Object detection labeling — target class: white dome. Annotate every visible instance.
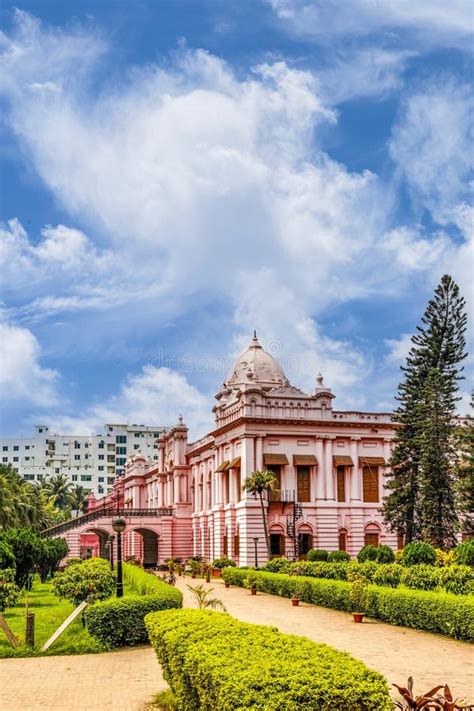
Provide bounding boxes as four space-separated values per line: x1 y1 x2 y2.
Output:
225 333 289 389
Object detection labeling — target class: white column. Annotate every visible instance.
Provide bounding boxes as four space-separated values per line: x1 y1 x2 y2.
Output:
382 438 392 499
325 437 335 500
255 436 263 471
350 438 361 501
315 438 325 499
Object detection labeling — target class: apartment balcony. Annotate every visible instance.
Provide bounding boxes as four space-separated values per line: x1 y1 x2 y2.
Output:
268 489 295 503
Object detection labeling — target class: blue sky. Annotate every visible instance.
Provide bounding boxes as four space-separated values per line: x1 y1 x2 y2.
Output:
0 0 472 439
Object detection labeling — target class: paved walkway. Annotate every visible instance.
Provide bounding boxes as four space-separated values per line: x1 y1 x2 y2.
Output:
1 577 472 710
177 577 473 701
0 645 163 711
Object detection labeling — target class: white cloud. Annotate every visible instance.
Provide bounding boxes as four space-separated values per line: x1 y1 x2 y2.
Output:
0 314 59 406
269 0 473 48
45 365 213 440
316 48 416 105
384 333 413 366
0 11 471 425
389 82 473 223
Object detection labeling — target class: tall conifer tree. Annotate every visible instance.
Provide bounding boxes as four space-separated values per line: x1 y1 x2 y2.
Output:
457 395 474 537
382 275 467 545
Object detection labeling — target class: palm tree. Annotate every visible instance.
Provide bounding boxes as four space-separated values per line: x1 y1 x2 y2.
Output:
68 485 88 514
42 473 73 510
242 470 278 560
186 583 227 610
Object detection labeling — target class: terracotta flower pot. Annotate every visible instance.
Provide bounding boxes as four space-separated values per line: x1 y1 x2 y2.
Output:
225 582 230 588
291 598 300 606
251 587 257 595
352 613 364 623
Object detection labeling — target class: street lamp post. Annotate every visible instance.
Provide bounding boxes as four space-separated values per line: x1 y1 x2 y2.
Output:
107 534 115 571
253 537 259 569
112 517 126 597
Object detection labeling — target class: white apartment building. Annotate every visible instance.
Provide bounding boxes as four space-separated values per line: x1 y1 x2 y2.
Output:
0 423 166 497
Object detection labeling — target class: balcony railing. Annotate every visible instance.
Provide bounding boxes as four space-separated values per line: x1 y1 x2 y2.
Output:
40 506 174 537
268 489 295 503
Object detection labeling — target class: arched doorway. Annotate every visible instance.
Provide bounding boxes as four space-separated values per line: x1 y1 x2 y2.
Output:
84 527 111 558
133 528 159 568
297 524 313 560
269 525 286 558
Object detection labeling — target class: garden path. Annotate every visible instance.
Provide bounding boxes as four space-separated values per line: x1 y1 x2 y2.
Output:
1 576 472 710
177 576 473 702
0 645 163 711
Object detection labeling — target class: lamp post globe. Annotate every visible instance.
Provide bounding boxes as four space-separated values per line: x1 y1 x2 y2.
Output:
112 517 126 597
112 517 126 533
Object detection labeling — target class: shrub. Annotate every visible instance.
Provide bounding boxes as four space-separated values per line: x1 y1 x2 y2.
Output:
375 545 395 564
402 542 436 566
145 609 392 710
0 528 42 589
439 565 474 596
328 550 350 562
346 562 379 582
0 568 20 612
211 556 236 570
357 545 378 562
350 575 368 613
52 557 115 605
400 564 440 591
123 563 172 595
0 540 16 570
65 557 82 567
435 548 454 567
372 564 403 588
290 561 349 580
221 568 474 641
262 558 291 574
453 540 474 567
37 538 69 582
87 587 182 647
307 549 328 561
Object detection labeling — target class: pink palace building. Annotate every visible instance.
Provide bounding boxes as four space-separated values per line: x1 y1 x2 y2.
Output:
44 334 400 566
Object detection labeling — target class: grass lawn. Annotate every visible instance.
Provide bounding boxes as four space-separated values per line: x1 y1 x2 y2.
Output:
0 577 107 657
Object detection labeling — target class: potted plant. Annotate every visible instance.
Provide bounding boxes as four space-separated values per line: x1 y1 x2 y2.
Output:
244 572 259 595
211 556 236 577
291 592 300 607
187 558 201 579
350 575 368 623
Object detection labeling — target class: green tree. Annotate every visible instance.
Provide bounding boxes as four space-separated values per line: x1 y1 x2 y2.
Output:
417 369 459 547
457 395 474 537
0 528 42 589
382 275 467 544
42 473 73 510
52 558 115 605
0 465 61 531
37 538 69 583
68 484 89 514
242 470 278 560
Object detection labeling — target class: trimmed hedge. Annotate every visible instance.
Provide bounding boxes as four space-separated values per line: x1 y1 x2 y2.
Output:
221 568 474 642
145 608 392 710
264 560 473 595
86 564 182 647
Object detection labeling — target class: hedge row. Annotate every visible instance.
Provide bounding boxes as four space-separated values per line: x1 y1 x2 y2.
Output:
221 568 474 642
86 564 182 647
145 608 392 710
261 560 474 595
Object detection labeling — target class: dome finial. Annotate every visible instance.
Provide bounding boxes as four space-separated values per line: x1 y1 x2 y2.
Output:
249 330 261 348
316 372 324 386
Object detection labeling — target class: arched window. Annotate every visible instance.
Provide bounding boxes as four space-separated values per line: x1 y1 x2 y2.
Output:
364 524 380 547
269 531 285 558
338 528 348 551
